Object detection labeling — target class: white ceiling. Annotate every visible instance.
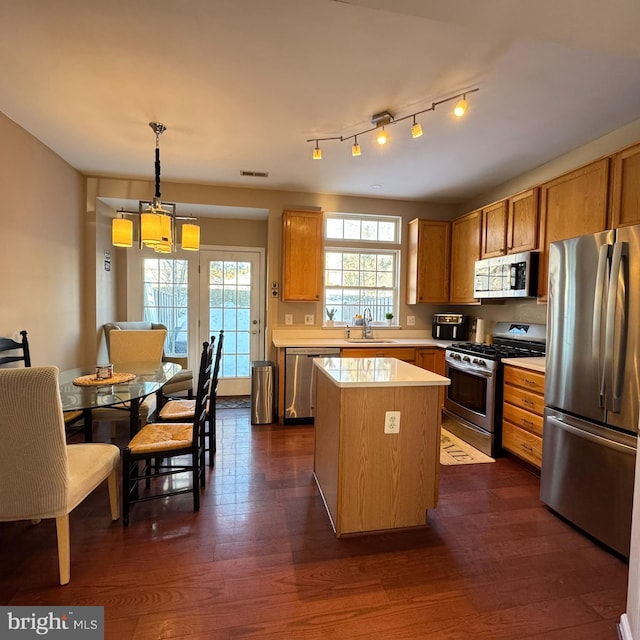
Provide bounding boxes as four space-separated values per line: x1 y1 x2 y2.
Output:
2 0 640 207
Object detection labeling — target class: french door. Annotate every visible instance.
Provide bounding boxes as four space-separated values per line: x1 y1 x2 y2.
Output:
199 249 264 396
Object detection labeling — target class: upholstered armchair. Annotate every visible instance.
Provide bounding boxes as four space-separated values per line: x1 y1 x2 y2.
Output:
103 322 193 398
0 366 120 584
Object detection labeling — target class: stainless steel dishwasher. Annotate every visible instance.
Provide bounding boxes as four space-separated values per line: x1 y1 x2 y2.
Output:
284 347 341 423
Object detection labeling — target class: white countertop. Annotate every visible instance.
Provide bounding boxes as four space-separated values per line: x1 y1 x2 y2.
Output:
501 356 546 373
313 357 451 388
272 336 454 349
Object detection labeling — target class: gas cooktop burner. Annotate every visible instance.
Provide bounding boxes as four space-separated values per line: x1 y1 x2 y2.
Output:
447 342 544 360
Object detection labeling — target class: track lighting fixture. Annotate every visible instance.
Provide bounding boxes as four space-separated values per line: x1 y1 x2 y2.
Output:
111 122 200 252
306 87 478 158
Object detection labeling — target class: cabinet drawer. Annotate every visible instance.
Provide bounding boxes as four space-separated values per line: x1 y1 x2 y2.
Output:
503 366 545 394
503 402 543 436
341 348 416 362
502 422 542 468
503 384 545 415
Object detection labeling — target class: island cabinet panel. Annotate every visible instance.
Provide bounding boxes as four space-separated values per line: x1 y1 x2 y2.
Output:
537 159 609 300
281 209 323 301
406 219 451 304
314 371 442 536
502 365 545 468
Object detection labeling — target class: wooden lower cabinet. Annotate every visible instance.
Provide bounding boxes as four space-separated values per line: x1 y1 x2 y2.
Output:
340 347 416 363
502 365 545 468
416 347 446 408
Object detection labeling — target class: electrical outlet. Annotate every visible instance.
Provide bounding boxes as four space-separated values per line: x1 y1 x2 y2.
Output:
304 314 314 325
406 315 415 326
285 314 293 325
384 411 401 434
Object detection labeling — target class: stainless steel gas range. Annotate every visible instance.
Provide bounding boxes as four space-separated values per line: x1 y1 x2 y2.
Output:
443 322 546 457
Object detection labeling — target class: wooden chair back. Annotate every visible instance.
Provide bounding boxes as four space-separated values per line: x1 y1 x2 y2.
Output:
0 330 30 368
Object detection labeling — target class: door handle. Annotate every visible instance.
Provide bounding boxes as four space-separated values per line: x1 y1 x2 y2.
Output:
593 243 610 408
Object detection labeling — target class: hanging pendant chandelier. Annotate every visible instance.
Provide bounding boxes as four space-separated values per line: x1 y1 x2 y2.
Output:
111 122 200 252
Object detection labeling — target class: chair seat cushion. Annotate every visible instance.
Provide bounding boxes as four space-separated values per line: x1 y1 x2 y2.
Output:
66 443 120 513
128 422 193 454
63 410 83 423
158 399 196 420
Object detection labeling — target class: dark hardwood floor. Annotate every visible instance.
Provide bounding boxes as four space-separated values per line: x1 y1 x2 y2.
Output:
0 409 628 639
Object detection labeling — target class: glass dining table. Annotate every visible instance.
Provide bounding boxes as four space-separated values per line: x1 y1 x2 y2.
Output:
58 361 181 441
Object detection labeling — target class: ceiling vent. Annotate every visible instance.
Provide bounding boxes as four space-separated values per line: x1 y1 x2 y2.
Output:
240 170 269 178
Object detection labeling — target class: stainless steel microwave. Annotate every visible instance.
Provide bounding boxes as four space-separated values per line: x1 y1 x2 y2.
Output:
473 251 539 299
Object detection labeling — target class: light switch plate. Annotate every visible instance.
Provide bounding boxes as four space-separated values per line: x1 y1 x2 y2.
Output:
406 315 415 326
304 314 314 325
285 314 293 325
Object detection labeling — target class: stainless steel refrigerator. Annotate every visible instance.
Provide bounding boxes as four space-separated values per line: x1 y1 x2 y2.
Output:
541 226 639 557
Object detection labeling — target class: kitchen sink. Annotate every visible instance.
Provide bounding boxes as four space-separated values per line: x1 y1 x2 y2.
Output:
344 339 397 343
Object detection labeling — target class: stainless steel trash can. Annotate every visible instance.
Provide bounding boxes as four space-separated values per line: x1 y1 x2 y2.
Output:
251 360 275 425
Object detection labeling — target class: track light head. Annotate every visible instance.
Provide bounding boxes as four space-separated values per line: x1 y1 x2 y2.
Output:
411 116 423 139
454 96 468 117
312 140 322 160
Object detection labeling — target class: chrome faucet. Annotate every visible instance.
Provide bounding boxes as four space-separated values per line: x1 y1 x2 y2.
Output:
362 307 373 339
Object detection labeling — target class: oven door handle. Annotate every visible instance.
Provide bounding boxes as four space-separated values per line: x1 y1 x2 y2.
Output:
446 361 493 378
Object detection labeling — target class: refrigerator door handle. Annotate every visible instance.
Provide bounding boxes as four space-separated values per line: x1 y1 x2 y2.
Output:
547 415 636 455
593 243 610 407
604 241 628 413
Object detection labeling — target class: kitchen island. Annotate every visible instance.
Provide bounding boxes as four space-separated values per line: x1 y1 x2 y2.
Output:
313 356 450 536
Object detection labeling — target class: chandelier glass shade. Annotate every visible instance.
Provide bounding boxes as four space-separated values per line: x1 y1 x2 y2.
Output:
112 217 133 247
112 122 200 252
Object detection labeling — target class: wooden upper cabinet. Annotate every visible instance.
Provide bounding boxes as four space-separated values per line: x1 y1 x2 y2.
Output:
537 158 609 300
281 209 323 301
480 200 508 258
406 219 451 304
449 209 481 304
481 191 539 258
507 188 539 253
610 142 640 229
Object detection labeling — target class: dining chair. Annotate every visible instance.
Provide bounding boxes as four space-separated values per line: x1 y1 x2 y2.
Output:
155 330 223 467
91 329 167 430
103 322 193 398
122 337 214 526
0 329 31 366
0 329 87 439
0 366 120 585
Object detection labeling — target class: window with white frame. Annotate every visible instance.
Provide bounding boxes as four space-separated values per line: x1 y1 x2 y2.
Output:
142 258 189 357
323 213 401 324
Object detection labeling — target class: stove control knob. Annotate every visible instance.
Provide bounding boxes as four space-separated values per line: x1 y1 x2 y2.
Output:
462 355 471 363
474 358 487 368
451 353 461 361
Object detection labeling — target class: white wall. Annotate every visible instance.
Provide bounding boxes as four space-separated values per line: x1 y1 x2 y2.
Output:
0 112 85 368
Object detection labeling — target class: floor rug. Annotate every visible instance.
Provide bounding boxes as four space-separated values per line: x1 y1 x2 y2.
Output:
217 396 251 409
440 428 495 465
